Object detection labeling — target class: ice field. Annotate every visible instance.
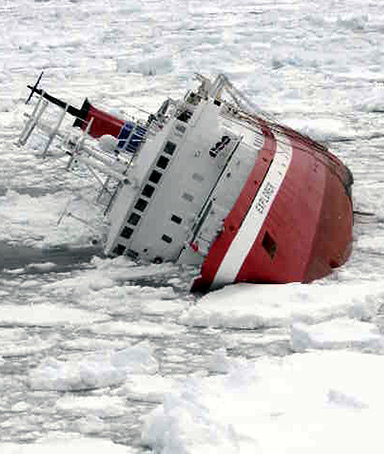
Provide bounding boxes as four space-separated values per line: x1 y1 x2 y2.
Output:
1 0 384 452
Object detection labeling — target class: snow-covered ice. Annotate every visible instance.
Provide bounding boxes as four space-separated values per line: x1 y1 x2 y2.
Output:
180 282 384 329
142 351 384 454
1 0 384 452
291 318 384 353
116 375 181 404
0 303 110 326
88 320 186 338
56 395 128 418
29 341 159 391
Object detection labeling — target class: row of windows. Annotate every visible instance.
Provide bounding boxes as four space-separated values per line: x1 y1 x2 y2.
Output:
113 140 180 256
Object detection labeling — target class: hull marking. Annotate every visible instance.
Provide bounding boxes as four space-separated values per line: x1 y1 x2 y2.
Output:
212 133 293 288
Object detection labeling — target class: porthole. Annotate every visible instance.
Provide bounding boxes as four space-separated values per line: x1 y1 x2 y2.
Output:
161 234 173 244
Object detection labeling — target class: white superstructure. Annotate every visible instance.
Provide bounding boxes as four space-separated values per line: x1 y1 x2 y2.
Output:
105 79 265 265
17 74 266 266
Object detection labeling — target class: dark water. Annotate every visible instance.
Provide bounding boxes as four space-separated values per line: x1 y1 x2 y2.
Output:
0 241 102 272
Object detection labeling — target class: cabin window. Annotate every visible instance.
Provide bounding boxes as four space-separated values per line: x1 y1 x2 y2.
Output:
163 141 176 155
161 234 173 244
171 214 182 225
156 155 170 170
262 231 277 260
134 198 148 212
142 184 155 198
182 192 194 202
149 169 162 184
113 244 126 255
121 226 134 240
128 212 141 226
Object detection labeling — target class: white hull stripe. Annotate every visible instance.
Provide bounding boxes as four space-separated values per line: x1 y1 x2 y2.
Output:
211 132 293 288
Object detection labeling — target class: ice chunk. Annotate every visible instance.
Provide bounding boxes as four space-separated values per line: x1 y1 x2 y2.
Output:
89 320 185 338
29 341 159 391
56 395 128 417
291 318 384 352
0 337 55 357
141 299 189 316
0 304 110 327
116 375 180 404
180 282 384 329
61 337 130 352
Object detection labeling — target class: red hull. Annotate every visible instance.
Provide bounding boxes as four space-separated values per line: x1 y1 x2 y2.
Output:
193 122 353 291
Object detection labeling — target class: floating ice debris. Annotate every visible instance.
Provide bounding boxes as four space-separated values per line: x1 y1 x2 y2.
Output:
0 304 110 327
56 395 128 418
116 374 181 404
291 318 384 353
88 320 186 338
29 340 159 391
180 282 384 329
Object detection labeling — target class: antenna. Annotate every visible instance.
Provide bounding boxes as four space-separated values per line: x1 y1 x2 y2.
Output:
26 71 44 104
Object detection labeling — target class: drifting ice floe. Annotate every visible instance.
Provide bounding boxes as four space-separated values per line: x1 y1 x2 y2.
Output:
180 282 384 329
29 341 159 391
116 375 181 404
56 395 128 418
88 320 186 338
291 318 384 353
0 303 109 327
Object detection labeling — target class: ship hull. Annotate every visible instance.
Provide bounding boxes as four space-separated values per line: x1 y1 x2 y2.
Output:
192 122 353 291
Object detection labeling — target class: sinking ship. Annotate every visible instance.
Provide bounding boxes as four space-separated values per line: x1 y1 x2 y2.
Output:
18 73 353 291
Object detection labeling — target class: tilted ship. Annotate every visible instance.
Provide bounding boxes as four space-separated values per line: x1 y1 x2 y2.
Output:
17 73 353 291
